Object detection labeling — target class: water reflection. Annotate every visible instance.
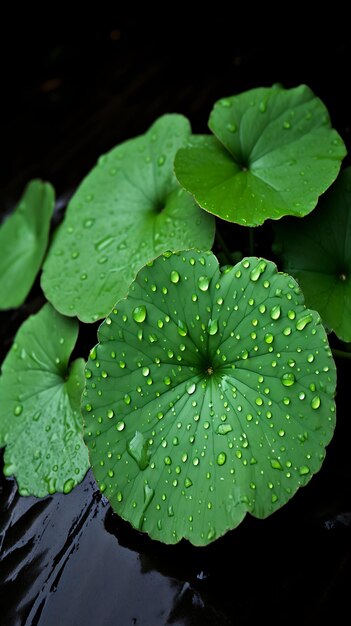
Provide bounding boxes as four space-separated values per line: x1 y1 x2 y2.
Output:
1 357 351 625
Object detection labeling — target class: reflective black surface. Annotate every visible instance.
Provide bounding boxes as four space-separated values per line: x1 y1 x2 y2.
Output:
1 19 351 626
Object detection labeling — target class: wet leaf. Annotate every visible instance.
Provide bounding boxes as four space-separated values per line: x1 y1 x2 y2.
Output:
83 251 336 546
174 85 345 226
274 167 351 342
41 115 215 322
0 304 89 496
0 180 55 308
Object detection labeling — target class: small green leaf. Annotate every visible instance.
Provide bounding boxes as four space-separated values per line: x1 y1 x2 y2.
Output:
41 115 215 322
0 304 89 496
0 180 55 308
274 167 351 342
174 85 345 226
83 251 336 546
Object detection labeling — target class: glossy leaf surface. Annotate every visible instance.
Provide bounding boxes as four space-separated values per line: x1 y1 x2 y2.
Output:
0 304 89 496
274 167 351 341
0 180 55 308
83 251 336 545
174 86 345 226
41 115 215 322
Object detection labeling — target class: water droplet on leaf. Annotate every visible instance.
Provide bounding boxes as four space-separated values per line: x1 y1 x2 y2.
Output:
311 395 321 409
63 478 75 494
217 452 227 466
208 319 218 335
170 270 180 284
198 276 210 291
296 314 313 331
250 260 267 281
133 306 147 323
281 373 296 387
127 431 150 470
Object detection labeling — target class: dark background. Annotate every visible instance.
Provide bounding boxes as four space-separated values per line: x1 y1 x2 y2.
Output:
1 17 351 626
2 18 351 209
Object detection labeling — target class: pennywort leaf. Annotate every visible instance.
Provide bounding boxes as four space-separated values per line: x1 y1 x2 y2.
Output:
83 251 336 546
41 115 215 323
174 85 346 226
274 167 351 342
0 304 89 496
0 180 55 308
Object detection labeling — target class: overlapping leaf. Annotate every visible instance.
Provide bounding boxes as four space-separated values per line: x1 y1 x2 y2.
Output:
174 85 345 226
0 304 89 496
274 167 351 342
41 115 215 322
83 251 336 546
0 180 55 308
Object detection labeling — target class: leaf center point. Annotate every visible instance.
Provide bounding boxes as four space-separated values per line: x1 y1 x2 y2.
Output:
153 199 165 214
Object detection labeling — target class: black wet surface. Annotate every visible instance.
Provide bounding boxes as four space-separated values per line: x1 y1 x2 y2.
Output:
1 19 351 626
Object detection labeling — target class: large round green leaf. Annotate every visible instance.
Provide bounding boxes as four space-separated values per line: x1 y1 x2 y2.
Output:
274 167 351 342
174 85 346 226
83 251 336 546
0 304 89 496
0 180 55 308
41 115 215 323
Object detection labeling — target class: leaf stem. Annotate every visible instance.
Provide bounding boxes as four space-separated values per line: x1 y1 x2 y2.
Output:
331 348 351 361
215 230 233 265
249 228 255 256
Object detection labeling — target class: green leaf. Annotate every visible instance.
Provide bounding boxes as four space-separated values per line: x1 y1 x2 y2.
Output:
0 303 89 496
273 167 351 342
41 115 215 323
0 180 55 308
83 251 336 546
174 85 346 226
